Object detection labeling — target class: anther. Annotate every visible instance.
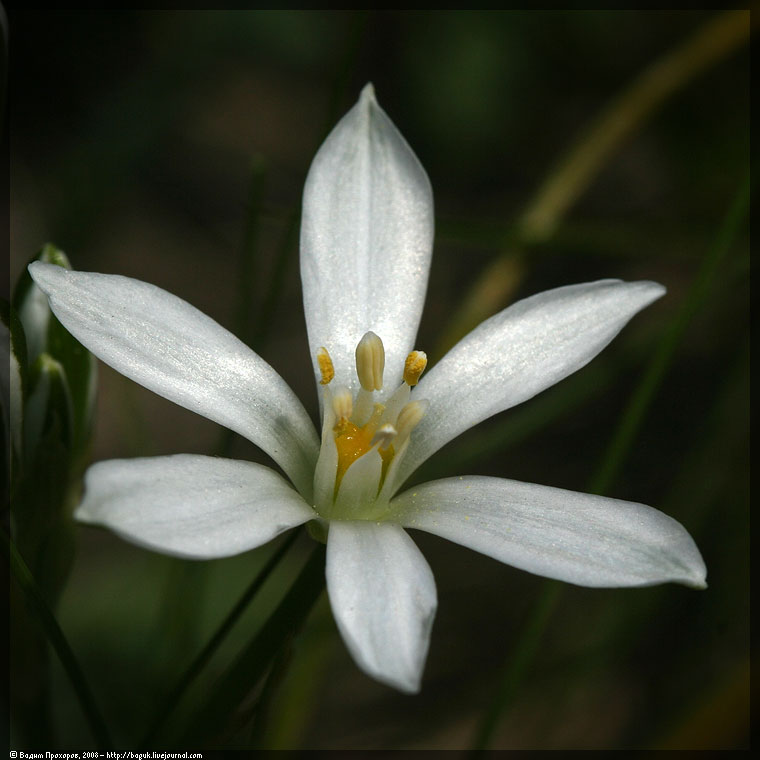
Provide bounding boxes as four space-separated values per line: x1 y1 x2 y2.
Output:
403 351 427 386
371 423 397 450
317 347 334 385
396 400 428 441
355 331 385 391
331 386 353 421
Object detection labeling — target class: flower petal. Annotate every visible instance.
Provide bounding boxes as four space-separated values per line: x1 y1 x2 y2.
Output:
28 262 319 497
326 520 437 692
300 84 434 396
400 279 665 483
313 389 339 509
76 455 316 559
391 476 706 588
333 448 383 518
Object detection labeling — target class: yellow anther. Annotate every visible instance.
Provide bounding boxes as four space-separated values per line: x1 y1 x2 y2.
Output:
331 386 353 421
317 347 334 385
396 400 428 440
371 423 397 451
355 331 385 391
403 350 427 386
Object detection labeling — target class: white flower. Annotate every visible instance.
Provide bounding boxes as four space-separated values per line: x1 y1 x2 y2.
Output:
29 84 706 694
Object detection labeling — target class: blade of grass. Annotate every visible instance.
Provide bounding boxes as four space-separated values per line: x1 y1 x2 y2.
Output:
520 11 750 243
247 636 295 747
518 337 748 748
250 208 299 354
153 560 208 681
589 174 749 495
5 531 113 750
470 580 561 753
470 174 749 751
140 529 300 748
237 156 270 349
441 10 750 353
177 542 326 748
253 598 335 750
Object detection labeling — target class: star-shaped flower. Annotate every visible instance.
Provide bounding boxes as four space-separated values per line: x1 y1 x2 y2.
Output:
29 84 705 693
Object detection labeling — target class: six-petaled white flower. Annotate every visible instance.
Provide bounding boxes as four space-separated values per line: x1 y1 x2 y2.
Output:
29 84 706 693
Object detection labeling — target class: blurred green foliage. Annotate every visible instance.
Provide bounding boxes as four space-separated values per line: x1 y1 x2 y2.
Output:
8 10 749 751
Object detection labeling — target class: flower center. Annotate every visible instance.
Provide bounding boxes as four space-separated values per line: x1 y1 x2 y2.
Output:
334 415 388 479
312 332 427 521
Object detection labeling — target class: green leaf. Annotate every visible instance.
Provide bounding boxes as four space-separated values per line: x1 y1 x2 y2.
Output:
178 544 326 748
6 531 114 750
141 530 301 748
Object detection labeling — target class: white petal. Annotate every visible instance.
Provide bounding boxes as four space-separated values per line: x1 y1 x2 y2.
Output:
76 455 316 559
326 520 437 692
313 389 339 509
301 84 434 396
378 438 411 504
29 262 319 497
391 476 706 588
400 280 665 483
333 447 383 518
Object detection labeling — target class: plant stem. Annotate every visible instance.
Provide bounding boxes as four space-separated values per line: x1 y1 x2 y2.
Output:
140 530 300 747
237 156 269 349
251 209 299 354
5 531 113 750
589 174 749 495
470 581 561 753
441 10 750 353
177 542 326 748
469 172 749 751
520 11 750 243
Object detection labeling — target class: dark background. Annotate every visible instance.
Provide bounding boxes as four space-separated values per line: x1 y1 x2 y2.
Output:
9 10 749 750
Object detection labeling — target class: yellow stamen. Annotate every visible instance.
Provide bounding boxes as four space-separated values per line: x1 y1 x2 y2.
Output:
404 350 427 386
317 347 334 385
331 387 353 421
396 400 428 440
355 331 385 391
324 332 429 504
